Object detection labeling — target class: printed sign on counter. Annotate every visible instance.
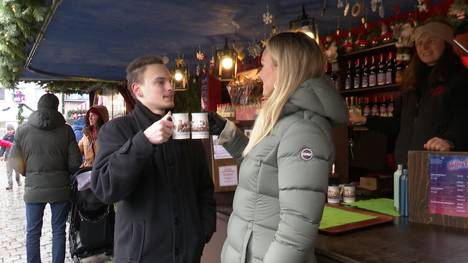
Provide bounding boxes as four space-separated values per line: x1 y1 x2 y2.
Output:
219 165 238 187
429 154 468 218
212 135 233 160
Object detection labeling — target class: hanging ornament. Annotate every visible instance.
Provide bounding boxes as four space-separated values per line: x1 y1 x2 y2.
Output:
162 55 169 64
378 1 385 18
344 0 350 16
196 46 205 61
417 0 428 13
196 64 200 76
247 41 262 58
321 0 328 16
371 0 379 12
262 4 273 25
336 17 340 36
337 0 344 9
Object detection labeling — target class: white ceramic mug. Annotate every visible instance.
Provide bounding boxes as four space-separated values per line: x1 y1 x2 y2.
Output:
343 185 356 203
172 113 190 139
327 185 341 204
191 112 209 139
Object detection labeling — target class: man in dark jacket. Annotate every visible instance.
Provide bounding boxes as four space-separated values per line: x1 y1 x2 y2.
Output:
9 93 82 263
91 55 216 263
1 124 21 190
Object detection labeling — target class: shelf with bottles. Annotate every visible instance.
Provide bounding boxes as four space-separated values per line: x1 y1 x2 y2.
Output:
340 41 396 58
341 50 409 92
341 83 399 95
346 94 396 122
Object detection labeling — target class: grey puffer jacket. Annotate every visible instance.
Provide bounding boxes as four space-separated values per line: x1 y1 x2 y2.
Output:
9 104 81 203
220 77 347 263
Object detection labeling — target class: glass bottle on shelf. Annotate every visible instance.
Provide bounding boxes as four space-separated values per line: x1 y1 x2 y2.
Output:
345 60 353 90
363 97 370 117
379 96 387 117
371 96 379 116
395 60 407 84
385 51 396 85
387 95 394 117
369 55 377 87
377 53 386 86
353 58 361 89
361 57 369 88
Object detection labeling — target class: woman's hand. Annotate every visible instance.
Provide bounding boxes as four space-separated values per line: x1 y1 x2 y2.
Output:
424 137 453 151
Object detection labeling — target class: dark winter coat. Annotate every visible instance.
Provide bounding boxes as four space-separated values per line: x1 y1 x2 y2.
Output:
9 98 82 203
91 101 216 263
367 68 468 164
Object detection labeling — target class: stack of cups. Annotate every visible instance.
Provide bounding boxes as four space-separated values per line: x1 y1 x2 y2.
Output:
172 112 209 140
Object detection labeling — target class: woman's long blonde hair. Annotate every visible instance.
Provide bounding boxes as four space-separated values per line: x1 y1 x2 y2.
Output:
243 32 325 156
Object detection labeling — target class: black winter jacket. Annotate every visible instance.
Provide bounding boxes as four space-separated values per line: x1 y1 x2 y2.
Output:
367 68 468 164
91 102 216 263
9 108 81 202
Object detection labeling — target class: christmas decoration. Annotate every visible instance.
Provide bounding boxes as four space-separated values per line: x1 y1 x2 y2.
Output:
447 0 468 34
0 0 47 87
262 4 273 25
417 0 428 13
196 46 205 61
248 41 262 58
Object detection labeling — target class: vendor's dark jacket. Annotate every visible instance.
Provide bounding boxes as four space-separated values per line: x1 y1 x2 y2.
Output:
91 102 216 263
367 67 468 164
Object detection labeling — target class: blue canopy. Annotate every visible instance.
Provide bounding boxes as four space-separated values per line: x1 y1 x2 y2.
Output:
22 0 423 81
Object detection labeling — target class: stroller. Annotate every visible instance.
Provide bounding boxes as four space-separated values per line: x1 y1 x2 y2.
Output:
69 167 114 263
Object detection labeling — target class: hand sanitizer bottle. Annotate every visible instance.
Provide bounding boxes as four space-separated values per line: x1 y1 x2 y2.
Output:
393 164 403 211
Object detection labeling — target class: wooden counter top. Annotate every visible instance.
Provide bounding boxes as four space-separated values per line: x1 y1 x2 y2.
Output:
315 217 468 263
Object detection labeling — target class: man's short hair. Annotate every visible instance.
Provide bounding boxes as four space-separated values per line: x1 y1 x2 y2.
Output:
126 55 164 88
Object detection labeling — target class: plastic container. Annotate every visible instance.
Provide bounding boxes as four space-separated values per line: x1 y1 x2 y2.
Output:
393 164 403 211
399 168 408 217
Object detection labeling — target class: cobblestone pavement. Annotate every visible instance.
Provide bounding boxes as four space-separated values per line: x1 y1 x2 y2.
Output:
0 162 73 263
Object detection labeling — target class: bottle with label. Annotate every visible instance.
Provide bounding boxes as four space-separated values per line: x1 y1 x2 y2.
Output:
385 51 395 84
363 97 370 117
399 168 409 217
377 53 386 86
387 95 394 117
353 58 361 89
393 164 403 211
379 96 387 117
371 97 379 116
369 55 377 87
361 57 369 88
395 60 407 84
345 60 353 90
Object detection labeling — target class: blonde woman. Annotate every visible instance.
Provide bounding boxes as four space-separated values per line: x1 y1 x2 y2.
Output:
208 32 347 263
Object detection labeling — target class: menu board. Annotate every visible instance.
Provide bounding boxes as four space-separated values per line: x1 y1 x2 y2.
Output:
429 154 468 218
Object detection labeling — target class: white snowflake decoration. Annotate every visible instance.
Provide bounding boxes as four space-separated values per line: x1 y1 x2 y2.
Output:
262 5 273 25
248 41 262 58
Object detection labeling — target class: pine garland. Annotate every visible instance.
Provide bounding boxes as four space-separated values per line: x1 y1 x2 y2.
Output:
0 0 47 88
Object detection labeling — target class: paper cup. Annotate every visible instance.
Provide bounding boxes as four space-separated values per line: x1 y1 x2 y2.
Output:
327 185 341 204
172 113 190 139
191 113 209 139
343 185 356 203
